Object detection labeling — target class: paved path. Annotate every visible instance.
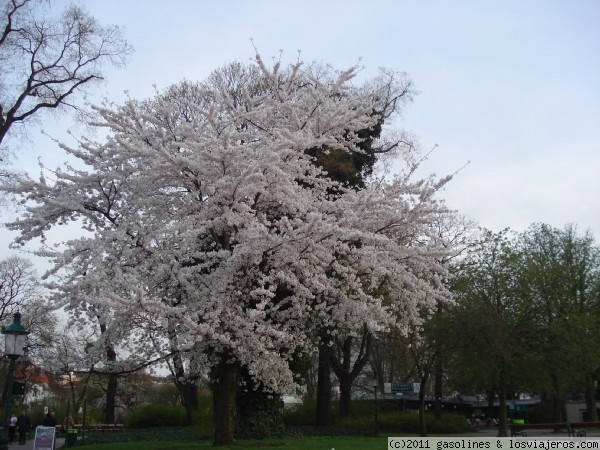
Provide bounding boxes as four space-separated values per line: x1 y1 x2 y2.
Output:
7 436 65 450
6 427 600 448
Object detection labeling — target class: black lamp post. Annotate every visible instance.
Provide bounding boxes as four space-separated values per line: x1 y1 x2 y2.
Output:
0 312 29 450
372 372 379 436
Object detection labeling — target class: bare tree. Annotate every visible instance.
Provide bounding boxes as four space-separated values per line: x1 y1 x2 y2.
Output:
0 255 40 321
0 0 131 163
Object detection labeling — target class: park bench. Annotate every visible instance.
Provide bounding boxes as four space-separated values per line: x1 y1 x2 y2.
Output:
85 424 124 431
73 423 124 432
511 422 566 437
566 422 600 436
565 422 586 437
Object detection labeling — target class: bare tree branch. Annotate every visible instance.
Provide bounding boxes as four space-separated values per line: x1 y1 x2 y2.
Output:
0 0 131 150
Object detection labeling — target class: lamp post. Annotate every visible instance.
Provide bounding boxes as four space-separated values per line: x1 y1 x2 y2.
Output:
0 312 29 450
372 372 379 436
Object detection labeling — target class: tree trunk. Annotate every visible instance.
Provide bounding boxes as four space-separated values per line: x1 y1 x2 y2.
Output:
335 335 353 418
434 357 443 421
104 343 118 424
584 377 599 422
552 394 565 423
418 373 429 436
99 322 118 424
105 372 118 424
180 381 199 425
212 352 240 447
486 390 495 421
316 341 333 426
338 374 352 418
304 359 318 401
169 318 199 424
551 373 565 422
498 385 508 437
433 302 445 422
332 331 372 419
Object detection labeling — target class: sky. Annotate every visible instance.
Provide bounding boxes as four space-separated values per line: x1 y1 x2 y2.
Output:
2 0 600 266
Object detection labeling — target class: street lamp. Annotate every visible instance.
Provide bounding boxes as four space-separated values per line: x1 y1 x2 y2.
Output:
1 312 29 450
371 372 379 436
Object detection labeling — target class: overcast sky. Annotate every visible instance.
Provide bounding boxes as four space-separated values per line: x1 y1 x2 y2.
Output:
3 0 600 264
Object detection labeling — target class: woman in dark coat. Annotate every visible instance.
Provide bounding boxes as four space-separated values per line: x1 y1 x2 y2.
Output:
16 410 31 445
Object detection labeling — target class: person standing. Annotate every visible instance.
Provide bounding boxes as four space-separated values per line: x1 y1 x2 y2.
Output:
62 414 75 431
42 410 58 447
8 413 17 443
16 410 31 445
43 411 57 427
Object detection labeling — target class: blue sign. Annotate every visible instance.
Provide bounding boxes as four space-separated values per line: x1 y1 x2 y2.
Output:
391 382 419 393
34 426 56 450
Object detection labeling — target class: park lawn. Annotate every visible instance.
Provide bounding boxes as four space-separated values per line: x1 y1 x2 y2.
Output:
75 435 390 450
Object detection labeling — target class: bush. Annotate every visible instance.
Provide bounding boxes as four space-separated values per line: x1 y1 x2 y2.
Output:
283 399 470 435
126 404 187 428
81 427 210 446
283 399 343 426
428 413 471 434
338 411 469 434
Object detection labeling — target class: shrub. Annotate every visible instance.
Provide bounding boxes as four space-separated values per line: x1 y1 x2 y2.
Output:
337 411 469 434
126 404 187 428
282 399 320 426
282 399 469 435
282 399 345 426
428 413 471 434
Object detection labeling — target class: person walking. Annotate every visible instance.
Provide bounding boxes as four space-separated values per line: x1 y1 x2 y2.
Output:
8 413 17 443
16 410 31 445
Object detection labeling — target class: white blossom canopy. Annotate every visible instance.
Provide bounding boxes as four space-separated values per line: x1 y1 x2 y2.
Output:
2 54 453 392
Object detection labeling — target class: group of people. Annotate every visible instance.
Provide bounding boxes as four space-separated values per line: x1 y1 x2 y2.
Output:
7 410 32 445
7 409 65 445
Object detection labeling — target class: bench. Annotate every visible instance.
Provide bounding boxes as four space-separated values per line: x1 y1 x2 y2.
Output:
72 423 124 432
511 422 562 437
511 422 600 437
565 422 586 437
89 424 124 431
567 422 600 435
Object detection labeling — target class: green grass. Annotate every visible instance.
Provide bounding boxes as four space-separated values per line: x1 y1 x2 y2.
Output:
71 435 389 450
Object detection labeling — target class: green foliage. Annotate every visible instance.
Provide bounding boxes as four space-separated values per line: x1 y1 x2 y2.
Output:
282 399 469 434
447 224 600 423
195 393 214 425
429 413 472 434
235 368 286 438
72 434 391 450
236 406 285 439
126 404 188 428
283 399 331 426
527 402 556 424
123 396 213 433
145 381 181 405
22 395 106 430
337 411 469 434
81 426 211 446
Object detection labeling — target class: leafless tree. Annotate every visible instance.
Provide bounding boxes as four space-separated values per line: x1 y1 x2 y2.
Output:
0 0 131 166
0 255 41 321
